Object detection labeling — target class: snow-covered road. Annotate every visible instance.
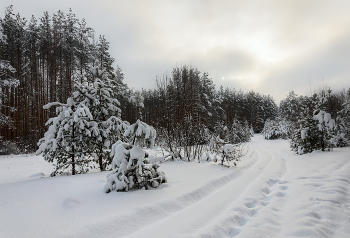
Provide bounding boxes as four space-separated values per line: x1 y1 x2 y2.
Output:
1 135 349 238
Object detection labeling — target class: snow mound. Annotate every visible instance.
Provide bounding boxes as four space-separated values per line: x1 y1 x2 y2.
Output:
29 172 46 179
148 157 165 163
61 197 83 210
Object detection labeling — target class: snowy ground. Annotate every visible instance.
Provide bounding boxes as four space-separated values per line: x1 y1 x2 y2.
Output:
1 135 350 238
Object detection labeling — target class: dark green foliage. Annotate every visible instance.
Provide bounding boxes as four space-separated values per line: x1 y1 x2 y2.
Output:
290 115 323 154
290 109 336 155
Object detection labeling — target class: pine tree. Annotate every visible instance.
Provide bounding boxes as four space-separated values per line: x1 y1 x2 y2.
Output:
36 97 94 176
0 59 18 127
74 66 126 171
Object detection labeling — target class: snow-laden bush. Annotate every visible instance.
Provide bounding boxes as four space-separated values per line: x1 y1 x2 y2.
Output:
214 119 252 144
330 132 348 147
262 117 293 140
209 136 247 167
0 137 22 155
104 120 166 192
212 143 247 167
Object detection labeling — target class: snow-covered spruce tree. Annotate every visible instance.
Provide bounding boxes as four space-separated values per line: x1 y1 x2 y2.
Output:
290 114 321 154
214 121 229 142
249 125 255 137
75 66 127 171
262 119 279 140
104 120 166 192
262 117 293 140
333 114 349 147
290 110 336 155
129 90 144 119
37 98 95 176
335 93 350 146
224 119 252 144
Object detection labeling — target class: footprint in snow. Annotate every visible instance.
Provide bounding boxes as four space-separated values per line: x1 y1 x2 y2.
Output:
305 183 323 188
244 198 258 208
29 172 46 178
268 179 280 186
276 192 286 198
62 197 83 210
279 185 289 190
228 227 241 237
279 180 289 184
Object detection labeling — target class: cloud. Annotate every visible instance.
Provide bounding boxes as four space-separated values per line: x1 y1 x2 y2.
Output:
260 30 350 102
2 0 350 103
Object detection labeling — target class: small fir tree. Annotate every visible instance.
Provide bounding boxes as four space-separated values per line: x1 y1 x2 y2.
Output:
37 98 95 176
290 110 336 155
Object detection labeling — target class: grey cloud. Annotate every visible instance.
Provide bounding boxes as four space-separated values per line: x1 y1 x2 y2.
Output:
260 31 350 103
2 0 350 104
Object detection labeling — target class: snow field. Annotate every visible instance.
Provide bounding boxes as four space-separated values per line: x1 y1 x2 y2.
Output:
1 135 350 238
0 148 258 238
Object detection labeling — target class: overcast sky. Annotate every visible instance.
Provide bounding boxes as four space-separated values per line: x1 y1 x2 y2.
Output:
1 0 350 103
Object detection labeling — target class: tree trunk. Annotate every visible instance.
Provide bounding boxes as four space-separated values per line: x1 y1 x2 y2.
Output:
72 122 76 175
99 155 104 172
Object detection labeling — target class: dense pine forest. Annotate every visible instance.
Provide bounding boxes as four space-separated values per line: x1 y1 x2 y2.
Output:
1 6 349 159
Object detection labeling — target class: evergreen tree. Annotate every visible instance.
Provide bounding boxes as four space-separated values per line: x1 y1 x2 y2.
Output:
36 97 95 176
290 113 321 154
290 96 337 154
0 59 18 127
74 66 126 171
262 117 292 140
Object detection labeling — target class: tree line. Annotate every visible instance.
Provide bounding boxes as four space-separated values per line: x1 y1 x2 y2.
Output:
1 7 278 154
0 6 132 152
263 88 350 153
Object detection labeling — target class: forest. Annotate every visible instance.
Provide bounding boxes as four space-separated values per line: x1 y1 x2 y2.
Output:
1 6 349 163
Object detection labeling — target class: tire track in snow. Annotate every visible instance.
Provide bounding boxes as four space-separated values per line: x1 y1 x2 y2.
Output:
65 150 260 238
229 147 289 238
193 146 289 238
261 141 350 237
279 152 350 238
126 144 288 238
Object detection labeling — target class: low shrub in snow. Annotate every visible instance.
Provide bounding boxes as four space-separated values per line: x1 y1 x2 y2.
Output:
104 120 166 192
0 137 32 155
104 141 166 192
210 136 248 166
